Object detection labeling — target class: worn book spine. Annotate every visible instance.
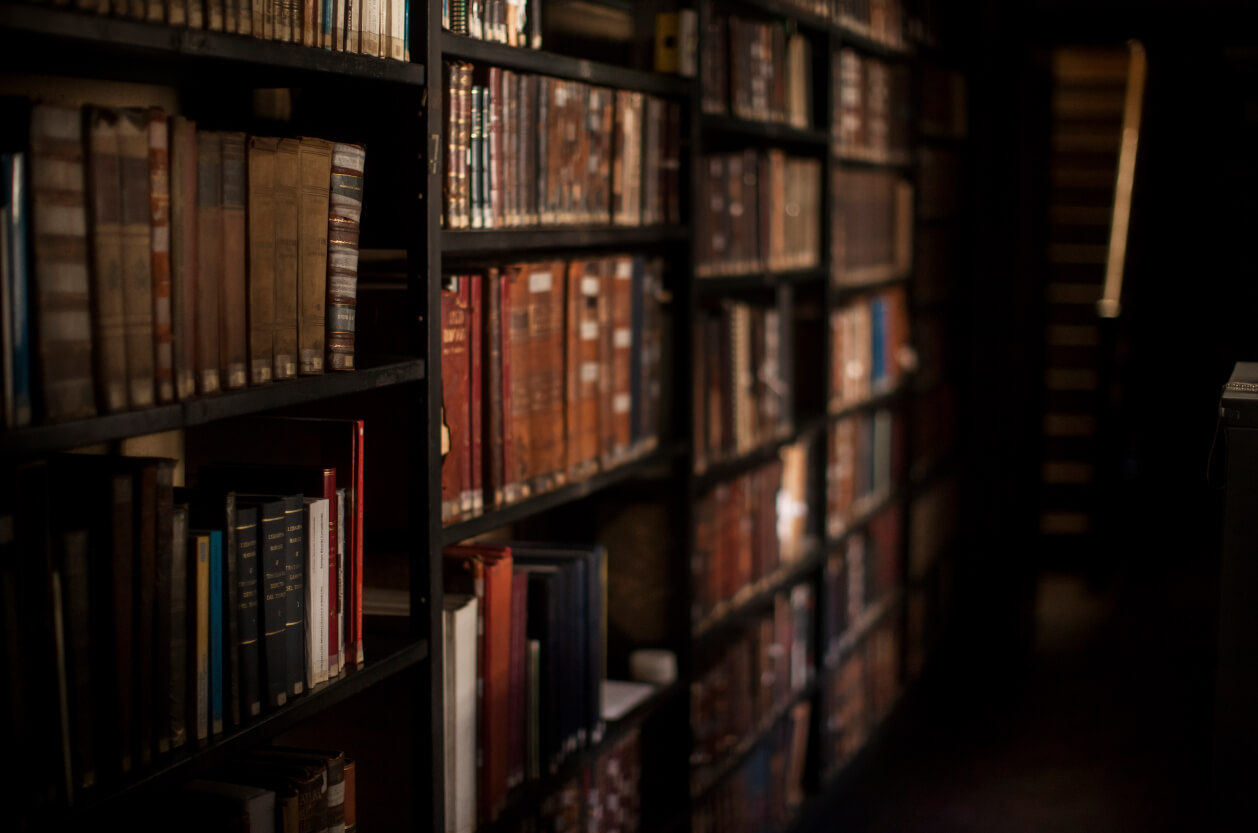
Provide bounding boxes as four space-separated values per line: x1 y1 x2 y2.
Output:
326 143 364 372
469 273 483 514
488 67 502 228
207 0 226 30
219 132 248 390
500 268 518 502
2 154 31 429
145 110 174 405
233 506 262 718
256 500 289 708
153 460 175 755
597 259 615 467
246 137 277 385
440 276 469 522
188 0 204 28
505 266 532 498
506 571 527 788
485 267 504 508
459 277 474 515
169 504 188 750
221 492 241 728
169 116 197 400
297 138 332 375
282 494 305 698
208 528 224 736
576 261 601 476
304 498 330 688
195 131 222 395
470 85 483 229
564 261 581 480
610 256 633 460
274 138 301 380
85 107 129 413
189 530 209 742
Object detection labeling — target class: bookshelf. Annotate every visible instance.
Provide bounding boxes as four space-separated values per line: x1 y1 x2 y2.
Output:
0 1 967 832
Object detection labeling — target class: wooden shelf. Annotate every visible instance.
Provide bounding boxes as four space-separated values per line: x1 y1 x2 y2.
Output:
700 114 828 148
441 225 691 258
73 639 428 815
826 486 905 546
693 545 825 654
828 380 913 423
1 357 425 458
440 33 692 97
695 267 826 296
823 590 903 672
693 415 827 493
832 149 916 169
0 5 425 86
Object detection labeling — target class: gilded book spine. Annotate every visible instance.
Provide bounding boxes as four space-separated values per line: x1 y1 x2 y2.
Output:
148 109 174 404
326 143 364 372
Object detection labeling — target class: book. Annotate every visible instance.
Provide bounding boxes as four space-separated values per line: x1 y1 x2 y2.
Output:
219 131 249 390
441 275 470 522
234 506 263 719
326 143 364 372
147 108 174 405
188 528 210 742
443 594 478 833
195 130 222 395
84 106 128 414
304 497 330 688
297 138 332 376
1 152 32 429
238 496 289 710
169 115 198 401
274 137 301 381
247 137 278 385
117 109 156 409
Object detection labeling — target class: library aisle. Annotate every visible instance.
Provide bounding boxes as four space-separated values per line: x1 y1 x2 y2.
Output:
819 566 1217 833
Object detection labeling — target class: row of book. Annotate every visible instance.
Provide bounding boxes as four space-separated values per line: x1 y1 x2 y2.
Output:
827 407 904 536
441 540 607 828
828 285 911 411
0 103 364 430
439 256 663 524
3 421 366 816
444 0 541 48
692 442 817 628
823 505 901 667
833 48 912 163
821 619 899 778
170 746 358 833
691 587 815 785
696 151 822 277
700 8 814 128
832 168 913 286
51 0 411 60
693 297 793 471
920 62 969 139
442 63 682 230
691 703 811 833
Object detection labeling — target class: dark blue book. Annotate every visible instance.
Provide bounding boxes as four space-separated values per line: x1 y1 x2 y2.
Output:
206 528 224 737
1 152 31 429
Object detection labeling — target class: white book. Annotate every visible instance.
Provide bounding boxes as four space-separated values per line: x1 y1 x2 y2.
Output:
305 497 330 688
443 594 478 833
390 0 406 60
363 0 380 56
184 780 277 833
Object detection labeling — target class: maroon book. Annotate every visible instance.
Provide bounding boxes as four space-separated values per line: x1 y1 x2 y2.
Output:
441 276 470 522
469 273 484 515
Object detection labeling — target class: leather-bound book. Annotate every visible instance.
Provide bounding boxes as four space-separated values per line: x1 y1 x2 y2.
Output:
343 757 357 832
469 273 484 514
169 504 188 751
597 257 615 468
187 528 210 742
146 109 174 404
247 137 278 385
524 261 563 492
236 496 288 709
274 138 300 381
609 256 633 462
563 260 581 480
506 571 527 788
498 268 519 503
219 131 248 390
187 0 204 28
326 142 365 372
470 85 483 229
297 138 332 376
440 275 469 522
484 268 505 508
54 521 94 796
233 506 262 719
302 0 316 45
117 109 156 409
279 494 305 698
84 107 129 413
576 260 602 478
206 0 226 31
589 87 613 223
502 266 530 498
169 116 198 401
487 68 502 228
151 460 175 756
207 528 225 736
195 130 222 395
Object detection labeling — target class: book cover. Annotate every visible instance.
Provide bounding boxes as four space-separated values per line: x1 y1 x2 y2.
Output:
169 115 198 401
274 137 301 381
297 138 332 376
238 496 288 709
326 142 365 372
235 505 263 719
469 272 483 514
117 109 156 409
440 275 470 522
219 131 249 390
195 130 223 395
247 137 278 385
147 108 174 405
84 106 129 413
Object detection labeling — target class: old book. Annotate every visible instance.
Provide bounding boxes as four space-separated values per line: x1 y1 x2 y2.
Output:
219 132 248 390
195 131 222 395
169 504 188 750
274 138 300 380
146 109 174 405
296 138 332 376
169 116 197 401
304 497 330 688
484 267 505 508
247 137 278 385
596 257 614 468
443 594 478 833
440 275 470 523
525 261 564 492
469 273 483 514
499 268 519 502
326 143 364 372
118 110 156 408
187 528 210 742
506 571 527 788
362 0 380 55
574 260 602 478
237 496 288 709
234 505 263 719
1 153 31 430
84 107 129 413
278 494 305 699
609 256 633 461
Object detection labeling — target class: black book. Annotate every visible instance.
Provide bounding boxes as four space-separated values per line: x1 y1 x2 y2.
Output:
131 459 159 768
153 461 175 756
169 504 189 750
236 496 290 709
54 521 93 798
234 506 262 719
237 492 304 700
516 565 559 773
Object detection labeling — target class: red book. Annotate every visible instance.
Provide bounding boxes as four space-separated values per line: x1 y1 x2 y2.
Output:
507 571 528 788
441 276 470 522
469 274 484 515
610 255 634 462
445 544 513 824
504 265 532 499
459 275 474 517
564 260 582 482
500 267 518 502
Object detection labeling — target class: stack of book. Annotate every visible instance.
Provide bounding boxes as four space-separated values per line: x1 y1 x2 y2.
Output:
826 407 903 534
693 297 794 471
691 702 811 833
441 540 609 828
0 103 365 430
831 168 913 286
439 256 664 524
690 587 814 784
832 48 912 163
43 0 411 60
173 746 357 833
696 151 822 277
442 64 682 229
699 8 814 128
823 504 901 662
1 421 365 812
828 285 910 410
443 0 542 48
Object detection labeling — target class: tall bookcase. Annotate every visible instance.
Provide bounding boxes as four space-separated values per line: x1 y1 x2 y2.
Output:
0 1 966 831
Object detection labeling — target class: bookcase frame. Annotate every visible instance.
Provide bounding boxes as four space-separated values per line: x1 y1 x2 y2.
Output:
0 1 966 831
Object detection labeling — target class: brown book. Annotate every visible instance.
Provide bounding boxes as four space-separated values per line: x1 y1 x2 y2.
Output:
247 137 278 385
297 138 332 375
326 142 365 372
459 276 474 515
597 257 615 468
206 0 226 31
504 264 532 499
564 260 581 480
219 132 248 390
443 62 456 228
273 138 300 380
84 107 130 413
440 276 470 522
484 267 506 509
459 64 474 229
118 109 156 409
609 255 633 462
525 261 564 492
469 273 483 514
571 260 602 478
145 109 174 406
487 67 503 228
195 130 222 395
169 116 197 401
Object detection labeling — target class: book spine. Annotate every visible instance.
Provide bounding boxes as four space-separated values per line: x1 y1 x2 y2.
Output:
577 262 601 475
153 461 175 754
488 67 502 228
611 257 632 460
297 138 332 375
169 505 188 749
189 0 204 28
259 502 289 708
58 527 94 794
191 532 209 741
274 138 301 380
480 83 492 228
2 154 32 428
283 495 305 698
169 116 197 401
500 269 518 501
470 273 483 514
485 268 504 508
236 506 262 718
195 130 222 395
85 107 129 413
222 492 241 728
148 110 174 404
219 132 249 390
305 499 329 688
564 262 580 480
326 143 364 372
440 277 469 522
352 419 365 665
470 85 483 229
459 277 474 514
335 486 347 675
209 529 224 736
247 137 277 385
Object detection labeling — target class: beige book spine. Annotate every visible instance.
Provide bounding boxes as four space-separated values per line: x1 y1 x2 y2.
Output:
296 138 332 375
247 137 278 385
273 138 300 380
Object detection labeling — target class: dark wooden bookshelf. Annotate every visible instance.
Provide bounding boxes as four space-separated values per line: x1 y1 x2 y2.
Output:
440 33 692 97
828 379 914 423
0 358 425 458
441 225 691 258
694 266 827 296
693 415 828 494
832 272 913 299
700 114 829 149
832 150 917 170
0 4 426 86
